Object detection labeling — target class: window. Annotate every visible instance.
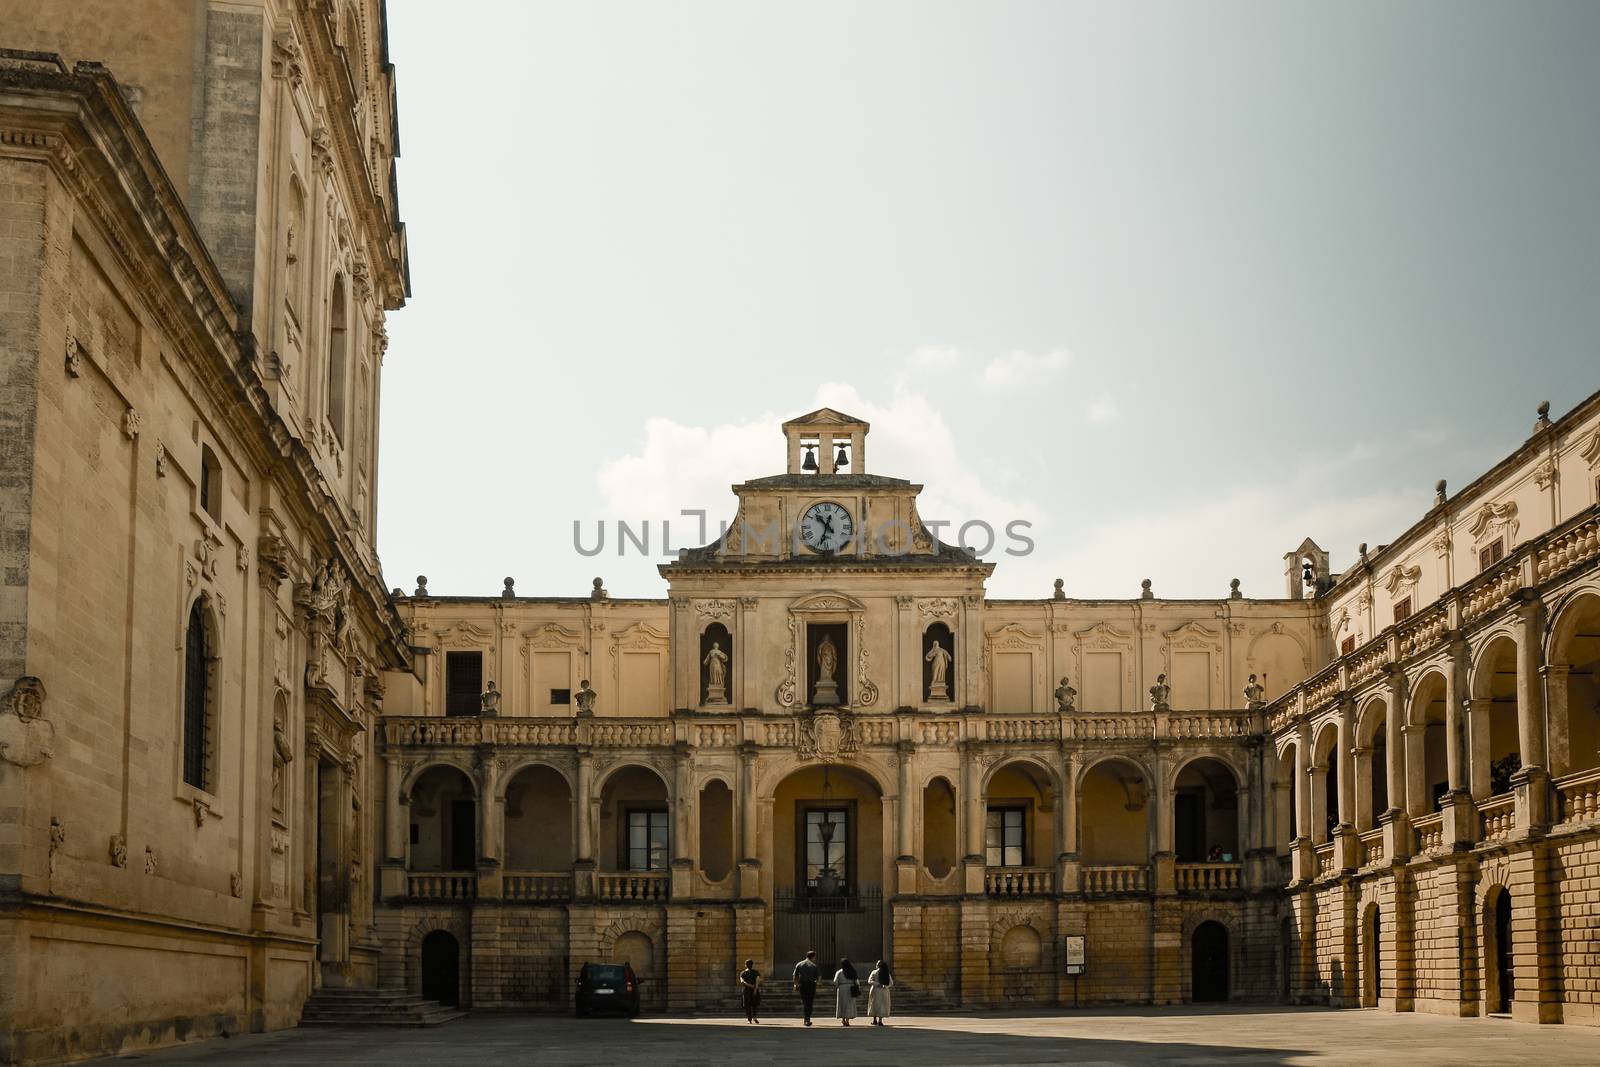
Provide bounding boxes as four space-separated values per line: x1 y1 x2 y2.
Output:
549 688 571 705
986 806 1026 867
182 599 214 790
199 445 222 522
327 276 348 443
1479 539 1505 573
444 651 483 717
802 807 850 894
1340 635 1357 656
626 809 669 871
1392 596 1412 624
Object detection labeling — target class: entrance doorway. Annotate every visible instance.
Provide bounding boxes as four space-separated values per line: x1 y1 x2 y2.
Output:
1492 889 1514 1014
1192 921 1229 1002
1361 905 1382 1006
421 930 460 1007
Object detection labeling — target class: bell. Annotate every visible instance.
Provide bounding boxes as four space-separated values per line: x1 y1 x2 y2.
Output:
835 445 849 470
801 446 818 472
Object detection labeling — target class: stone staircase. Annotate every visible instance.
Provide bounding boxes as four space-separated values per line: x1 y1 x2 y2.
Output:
299 988 466 1028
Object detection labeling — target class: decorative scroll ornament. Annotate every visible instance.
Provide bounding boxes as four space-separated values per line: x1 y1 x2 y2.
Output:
1382 564 1421 597
775 614 798 708
854 615 879 708
1467 501 1519 546
797 707 858 763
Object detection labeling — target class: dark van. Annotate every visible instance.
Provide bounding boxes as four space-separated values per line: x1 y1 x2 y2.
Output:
575 962 641 1017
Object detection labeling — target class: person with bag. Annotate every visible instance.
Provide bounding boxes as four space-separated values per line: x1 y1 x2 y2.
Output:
738 959 763 1024
867 959 892 1026
832 957 859 1026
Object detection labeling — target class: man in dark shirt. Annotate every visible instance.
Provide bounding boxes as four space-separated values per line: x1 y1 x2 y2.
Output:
792 949 820 1025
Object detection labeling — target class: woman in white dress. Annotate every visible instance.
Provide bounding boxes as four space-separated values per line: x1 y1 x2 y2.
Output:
832 958 859 1026
867 959 892 1025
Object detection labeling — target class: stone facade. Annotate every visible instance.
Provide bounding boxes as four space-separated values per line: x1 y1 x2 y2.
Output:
374 400 1600 1027
0 1 407 1062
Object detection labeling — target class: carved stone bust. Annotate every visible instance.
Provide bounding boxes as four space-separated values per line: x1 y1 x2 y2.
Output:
1054 676 1077 713
574 679 597 716
1149 673 1171 711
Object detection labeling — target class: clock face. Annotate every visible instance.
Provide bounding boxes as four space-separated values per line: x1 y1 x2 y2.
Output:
800 501 854 552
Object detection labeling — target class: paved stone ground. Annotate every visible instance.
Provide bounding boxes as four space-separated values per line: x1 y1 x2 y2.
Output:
107 1006 1600 1066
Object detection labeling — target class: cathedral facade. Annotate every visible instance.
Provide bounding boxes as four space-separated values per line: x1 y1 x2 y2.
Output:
0 2 407 1062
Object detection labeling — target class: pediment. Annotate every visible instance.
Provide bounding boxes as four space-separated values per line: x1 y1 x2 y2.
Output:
524 623 583 649
790 591 868 613
782 407 867 429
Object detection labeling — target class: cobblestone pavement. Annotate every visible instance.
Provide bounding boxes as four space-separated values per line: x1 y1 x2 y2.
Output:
108 1006 1600 1066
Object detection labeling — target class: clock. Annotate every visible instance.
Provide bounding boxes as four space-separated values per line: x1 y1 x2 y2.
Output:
799 501 854 553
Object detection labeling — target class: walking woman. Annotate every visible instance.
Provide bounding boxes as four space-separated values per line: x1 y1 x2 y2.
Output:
833 957 859 1026
867 959 892 1026
737 958 762 1024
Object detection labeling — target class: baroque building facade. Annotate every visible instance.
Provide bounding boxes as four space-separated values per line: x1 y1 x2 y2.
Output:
376 400 1600 1022
0 1 407 1063
0 4 1599 1065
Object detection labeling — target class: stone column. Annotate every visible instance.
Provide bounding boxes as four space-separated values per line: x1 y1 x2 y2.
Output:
574 747 595 899
960 739 986 894
736 743 760 899
1513 596 1550 830
894 740 918 895
1150 745 1174 894
1543 664 1572 777
1291 723 1314 881
670 743 695 898
476 750 502 899
1059 748 1080 893
1444 638 1468 792
1380 670 1412 860
1466 697 1493 801
380 753 407 899
1403 723 1429 817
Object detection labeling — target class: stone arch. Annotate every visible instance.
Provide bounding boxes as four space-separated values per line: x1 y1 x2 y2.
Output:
400 758 479 799
1171 756 1241 863
1407 669 1451 815
1181 911 1240 1003
982 753 1062 796
1074 752 1153 792
1359 898 1382 1007
1077 755 1150 866
599 916 665 1010
1545 588 1600 776
495 756 573 801
1480 879 1516 1015
179 590 223 793
1168 750 1245 793
1470 632 1521 797
406 764 480 871
1353 696 1389 830
503 762 574 871
989 912 1052 1004
404 914 471 1005
1311 718 1342 842
756 755 894 800
922 774 959 879
594 759 673 801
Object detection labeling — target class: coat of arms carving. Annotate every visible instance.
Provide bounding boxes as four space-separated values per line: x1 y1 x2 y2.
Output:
797 707 858 763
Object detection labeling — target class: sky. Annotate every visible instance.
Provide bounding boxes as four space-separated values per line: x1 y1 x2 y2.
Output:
375 1 1600 601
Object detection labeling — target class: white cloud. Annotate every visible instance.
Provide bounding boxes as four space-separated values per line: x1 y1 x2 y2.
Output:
1086 393 1121 424
906 345 963 371
981 348 1071 389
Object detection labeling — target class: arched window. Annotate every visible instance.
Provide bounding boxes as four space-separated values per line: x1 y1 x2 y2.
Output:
327 276 348 443
182 599 216 790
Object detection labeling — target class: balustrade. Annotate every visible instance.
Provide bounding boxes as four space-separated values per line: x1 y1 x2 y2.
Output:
1081 865 1149 896
503 872 573 903
597 872 669 902
1556 768 1600 825
1358 828 1386 868
1313 842 1335 878
1412 811 1445 854
407 871 477 901
1478 794 1515 843
1175 862 1241 892
984 866 1055 897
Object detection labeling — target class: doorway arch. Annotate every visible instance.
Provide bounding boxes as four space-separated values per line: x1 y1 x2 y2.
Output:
421 930 460 1007
1361 903 1381 1007
1191 920 1229 1002
1487 886 1514 1015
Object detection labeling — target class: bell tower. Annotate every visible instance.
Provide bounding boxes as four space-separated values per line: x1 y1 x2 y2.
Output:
783 408 868 475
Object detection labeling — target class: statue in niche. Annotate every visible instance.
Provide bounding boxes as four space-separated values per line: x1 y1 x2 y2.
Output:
813 633 841 706
1243 673 1267 709
574 679 597 717
1054 676 1078 713
1149 673 1171 711
703 641 730 705
480 680 501 716
271 703 294 812
924 639 952 702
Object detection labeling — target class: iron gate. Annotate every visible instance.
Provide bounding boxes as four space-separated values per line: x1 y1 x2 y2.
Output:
773 886 883 970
